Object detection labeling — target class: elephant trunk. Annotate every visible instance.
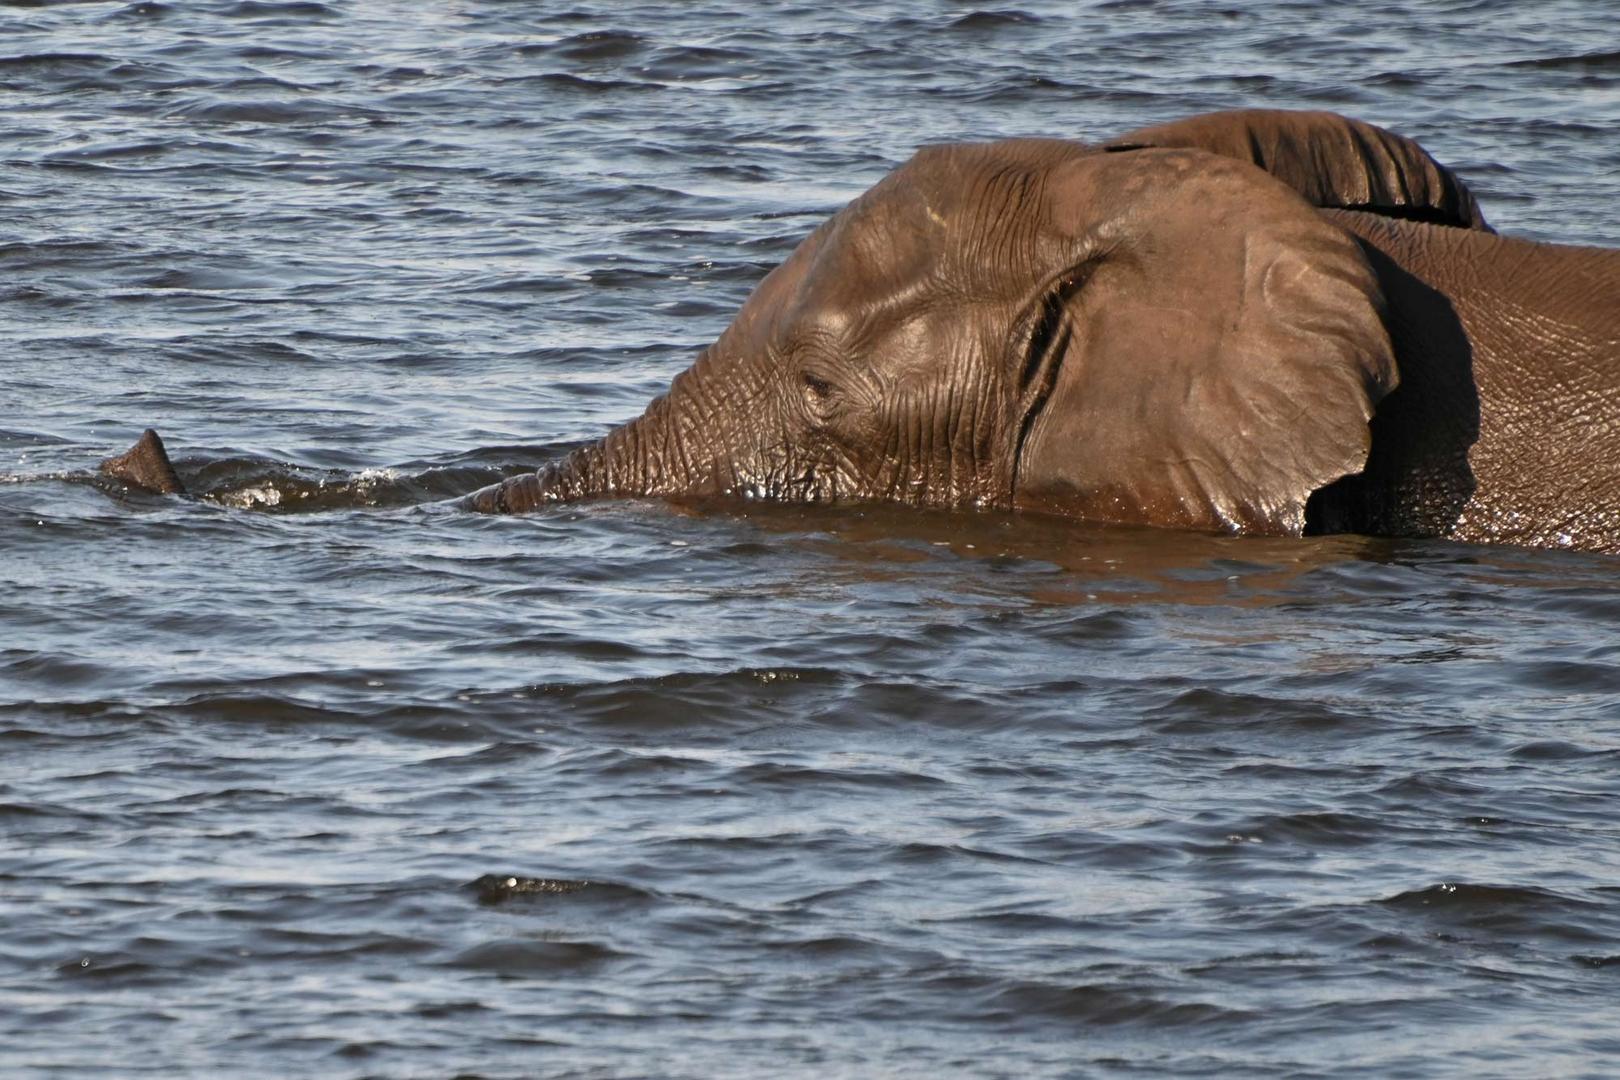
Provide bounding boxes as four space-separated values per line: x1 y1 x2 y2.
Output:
463 439 609 513
464 357 738 513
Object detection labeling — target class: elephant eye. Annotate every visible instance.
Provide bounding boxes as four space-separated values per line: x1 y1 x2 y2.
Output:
1016 267 1089 400
802 371 835 402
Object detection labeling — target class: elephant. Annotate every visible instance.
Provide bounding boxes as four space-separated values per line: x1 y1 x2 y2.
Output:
105 111 1620 552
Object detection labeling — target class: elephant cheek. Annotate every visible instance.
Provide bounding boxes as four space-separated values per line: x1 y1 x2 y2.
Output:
1013 406 1089 516
1012 403 1160 525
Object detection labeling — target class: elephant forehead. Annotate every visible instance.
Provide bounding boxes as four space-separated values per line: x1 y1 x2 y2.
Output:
799 144 1079 314
815 181 948 288
781 213 939 346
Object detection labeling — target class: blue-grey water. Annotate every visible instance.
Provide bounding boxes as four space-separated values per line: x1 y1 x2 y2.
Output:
5 3 1620 1077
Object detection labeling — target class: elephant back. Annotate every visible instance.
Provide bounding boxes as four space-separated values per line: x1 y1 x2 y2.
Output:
1103 109 1490 231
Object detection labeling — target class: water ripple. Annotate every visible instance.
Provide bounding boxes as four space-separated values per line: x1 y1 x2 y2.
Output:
6 1 1620 1076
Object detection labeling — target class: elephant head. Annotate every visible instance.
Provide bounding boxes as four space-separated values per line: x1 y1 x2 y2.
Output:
468 111 1483 536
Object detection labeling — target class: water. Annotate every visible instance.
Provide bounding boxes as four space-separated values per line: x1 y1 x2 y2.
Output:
5 2 1620 1076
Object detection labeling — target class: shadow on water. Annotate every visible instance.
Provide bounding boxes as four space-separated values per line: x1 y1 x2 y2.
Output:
699 499 1381 604
664 496 1605 609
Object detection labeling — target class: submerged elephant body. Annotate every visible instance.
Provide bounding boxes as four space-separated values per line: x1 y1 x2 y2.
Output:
1314 211 1620 548
459 109 1620 552
110 110 1620 552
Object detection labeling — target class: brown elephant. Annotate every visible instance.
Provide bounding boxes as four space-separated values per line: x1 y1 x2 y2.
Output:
110 111 1620 552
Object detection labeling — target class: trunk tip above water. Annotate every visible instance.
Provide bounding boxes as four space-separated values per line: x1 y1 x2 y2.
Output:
100 428 185 495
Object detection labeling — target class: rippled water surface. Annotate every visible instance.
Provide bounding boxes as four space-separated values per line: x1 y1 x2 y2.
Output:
6 2 1620 1076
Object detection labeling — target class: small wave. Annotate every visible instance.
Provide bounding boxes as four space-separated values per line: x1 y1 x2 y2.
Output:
968 973 1257 1029
448 938 627 974
1381 882 1591 910
166 337 318 363
1145 688 1366 733
470 875 594 904
496 72 657 94
43 141 175 163
501 666 845 731
104 1 172 18
138 267 281 291
0 52 128 91
525 31 648 63
1378 882 1613 943
453 273 585 297
55 956 169 985
220 0 335 19
0 53 191 93
732 760 948 791
1040 607 1141 642
638 44 756 83
164 98 377 124
1507 49 1620 71
157 691 368 727
1573 954 1620 968
176 455 469 512
944 74 1083 103
0 51 103 74
950 10 1043 30
1508 738 1614 761
1231 811 1388 849
456 631 652 663
1503 658 1620 695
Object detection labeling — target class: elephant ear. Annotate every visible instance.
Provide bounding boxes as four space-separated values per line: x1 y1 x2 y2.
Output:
1103 109 1490 231
1012 146 1398 536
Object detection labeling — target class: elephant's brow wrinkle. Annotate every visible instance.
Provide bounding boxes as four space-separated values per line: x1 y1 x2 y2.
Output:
966 159 1045 265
